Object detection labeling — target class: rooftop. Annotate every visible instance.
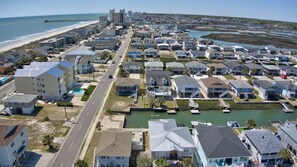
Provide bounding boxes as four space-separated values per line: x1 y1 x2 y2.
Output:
3 93 37 103
0 125 26 146
173 75 200 88
201 77 228 89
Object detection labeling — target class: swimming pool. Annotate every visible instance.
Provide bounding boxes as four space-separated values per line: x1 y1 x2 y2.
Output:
69 88 85 96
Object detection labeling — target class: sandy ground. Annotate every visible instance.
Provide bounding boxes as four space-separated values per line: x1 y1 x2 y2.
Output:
0 21 98 53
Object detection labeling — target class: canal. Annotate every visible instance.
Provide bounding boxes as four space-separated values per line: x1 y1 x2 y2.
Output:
124 109 297 128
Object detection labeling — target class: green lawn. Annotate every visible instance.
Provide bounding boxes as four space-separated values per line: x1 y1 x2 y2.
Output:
81 85 96 101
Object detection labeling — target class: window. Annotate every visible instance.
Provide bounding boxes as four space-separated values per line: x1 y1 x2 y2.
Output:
116 157 121 159
11 142 14 147
101 156 105 159
21 131 24 136
22 140 25 144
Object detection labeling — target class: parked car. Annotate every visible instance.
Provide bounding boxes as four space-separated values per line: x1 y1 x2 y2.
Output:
109 75 113 79
112 61 115 64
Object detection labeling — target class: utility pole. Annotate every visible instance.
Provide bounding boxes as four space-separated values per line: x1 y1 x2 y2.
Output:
64 106 69 121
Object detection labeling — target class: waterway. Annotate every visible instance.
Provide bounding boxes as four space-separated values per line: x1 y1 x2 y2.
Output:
187 29 264 49
124 109 297 128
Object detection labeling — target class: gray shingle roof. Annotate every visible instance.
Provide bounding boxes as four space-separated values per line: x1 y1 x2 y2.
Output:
173 75 200 88
166 62 185 68
185 61 207 68
3 94 37 103
195 125 251 158
244 130 284 154
123 61 143 67
275 81 297 91
254 80 275 89
115 78 141 87
278 121 297 143
243 63 263 70
146 71 171 86
229 80 253 89
224 61 242 69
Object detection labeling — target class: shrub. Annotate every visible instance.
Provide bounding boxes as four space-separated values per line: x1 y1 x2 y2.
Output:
43 116 50 122
57 101 73 107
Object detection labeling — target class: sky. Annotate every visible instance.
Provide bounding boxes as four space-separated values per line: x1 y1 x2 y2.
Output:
1 0 297 23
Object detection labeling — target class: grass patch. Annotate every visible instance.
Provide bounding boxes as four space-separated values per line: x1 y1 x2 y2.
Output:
84 131 101 167
176 100 220 111
224 74 236 80
81 85 96 101
103 86 134 112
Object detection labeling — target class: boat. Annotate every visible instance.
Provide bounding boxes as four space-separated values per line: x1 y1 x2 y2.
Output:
227 121 240 128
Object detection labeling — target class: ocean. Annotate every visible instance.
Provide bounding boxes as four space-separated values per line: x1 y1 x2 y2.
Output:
0 13 107 44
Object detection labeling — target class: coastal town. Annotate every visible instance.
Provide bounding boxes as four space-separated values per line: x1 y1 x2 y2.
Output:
0 7 297 167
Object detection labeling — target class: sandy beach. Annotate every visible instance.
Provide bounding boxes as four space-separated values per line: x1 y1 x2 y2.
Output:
0 20 99 53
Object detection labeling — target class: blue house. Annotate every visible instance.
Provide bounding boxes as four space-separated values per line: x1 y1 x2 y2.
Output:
229 80 254 99
275 81 297 99
127 49 143 59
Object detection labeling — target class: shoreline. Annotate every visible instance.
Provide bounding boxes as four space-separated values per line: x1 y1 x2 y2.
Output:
0 20 99 53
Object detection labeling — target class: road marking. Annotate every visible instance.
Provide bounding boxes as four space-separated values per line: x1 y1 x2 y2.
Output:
79 125 82 130
70 142 74 148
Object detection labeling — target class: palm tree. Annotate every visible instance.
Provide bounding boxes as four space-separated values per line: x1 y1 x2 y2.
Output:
155 158 169 167
42 135 54 150
181 157 192 167
58 56 62 62
245 119 256 129
183 68 190 76
74 159 88 167
157 97 166 107
279 149 291 165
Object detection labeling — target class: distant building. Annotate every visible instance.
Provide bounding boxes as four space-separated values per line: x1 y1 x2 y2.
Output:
0 124 29 167
39 38 66 48
109 9 125 25
99 16 108 24
95 131 131 167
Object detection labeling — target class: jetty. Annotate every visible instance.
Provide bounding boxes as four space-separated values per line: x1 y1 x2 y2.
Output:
44 19 89 23
281 102 294 113
219 98 230 113
189 98 200 114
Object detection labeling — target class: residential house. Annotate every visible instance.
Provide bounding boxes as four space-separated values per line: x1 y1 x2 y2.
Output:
170 41 182 50
3 50 26 63
243 63 264 76
0 62 14 75
144 61 164 71
253 80 279 100
2 94 38 115
166 38 176 45
233 46 248 52
185 61 207 75
221 52 236 60
241 130 284 166
275 81 297 99
155 37 164 44
208 45 222 52
250 53 265 61
64 49 96 74
205 49 221 60
157 43 170 50
39 38 66 48
144 48 159 58
262 65 281 76
235 51 250 60
229 80 254 99
197 39 214 45
175 50 192 59
194 125 251 167
143 42 156 49
132 37 142 43
222 46 235 52
183 39 196 50
279 65 297 77
207 63 226 75
122 61 142 74
173 75 200 98
276 54 290 62
146 71 171 97
0 124 29 167
95 131 131 167
149 119 196 162
129 42 142 50
115 78 140 96
14 61 75 101
166 62 185 75
135 30 150 38
223 61 243 75
127 49 143 59
190 50 206 59
278 121 297 156
201 77 229 98
58 32 80 44
85 32 118 50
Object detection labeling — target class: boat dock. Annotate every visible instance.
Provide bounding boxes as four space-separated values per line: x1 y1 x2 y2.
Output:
167 110 176 114
219 98 230 113
281 102 294 113
189 98 200 114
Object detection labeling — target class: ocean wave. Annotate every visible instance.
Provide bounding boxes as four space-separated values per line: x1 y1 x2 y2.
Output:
0 20 96 47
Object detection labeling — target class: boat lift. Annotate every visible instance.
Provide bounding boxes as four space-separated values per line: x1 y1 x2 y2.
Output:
281 102 293 113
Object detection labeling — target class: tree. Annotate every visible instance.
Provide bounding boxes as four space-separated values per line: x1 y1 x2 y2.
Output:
74 159 88 167
149 98 156 107
137 155 152 167
181 157 192 167
251 69 258 77
279 149 291 164
183 68 190 76
42 135 54 150
242 68 249 76
157 97 166 107
245 119 256 129
37 56 48 62
209 66 215 74
155 158 169 167
165 67 172 72
58 56 62 62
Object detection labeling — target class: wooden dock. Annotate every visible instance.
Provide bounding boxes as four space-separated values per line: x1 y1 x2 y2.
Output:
167 110 176 114
281 102 294 113
219 98 231 113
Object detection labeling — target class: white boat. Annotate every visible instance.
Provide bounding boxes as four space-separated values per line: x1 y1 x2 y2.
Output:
227 121 240 128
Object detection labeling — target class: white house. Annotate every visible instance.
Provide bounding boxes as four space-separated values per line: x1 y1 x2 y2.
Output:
64 49 97 74
144 61 164 71
175 50 192 59
205 49 221 60
95 131 131 167
146 71 172 98
149 119 196 163
0 125 29 167
194 125 251 167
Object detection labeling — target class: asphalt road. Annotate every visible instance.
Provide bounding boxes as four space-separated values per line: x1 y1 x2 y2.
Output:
0 80 15 100
50 28 132 167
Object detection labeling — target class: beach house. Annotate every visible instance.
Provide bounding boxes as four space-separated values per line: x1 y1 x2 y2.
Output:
243 63 264 76
253 80 279 100
185 61 207 75
194 125 251 167
277 121 297 156
64 49 96 74
229 80 254 99
3 94 38 115
205 49 221 60
146 71 171 98
115 78 140 96
173 75 200 98
223 61 243 75
144 61 164 71
201 77 229 98
0 124 29 167
165 62 185 75
127 49 143 59
122 61 142 74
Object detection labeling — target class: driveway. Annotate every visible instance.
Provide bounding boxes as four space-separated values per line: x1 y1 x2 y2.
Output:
129 74 140 79
254 75 273 81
